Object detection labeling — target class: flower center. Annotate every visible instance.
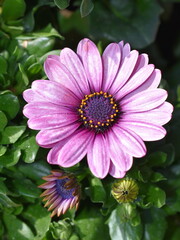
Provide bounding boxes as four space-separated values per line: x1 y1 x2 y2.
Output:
78 91 120 132
56 178 75 199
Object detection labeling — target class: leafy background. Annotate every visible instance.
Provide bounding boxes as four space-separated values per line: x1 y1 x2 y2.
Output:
0 0 180 239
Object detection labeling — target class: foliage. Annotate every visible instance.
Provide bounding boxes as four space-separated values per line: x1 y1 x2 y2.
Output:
0 0 180 239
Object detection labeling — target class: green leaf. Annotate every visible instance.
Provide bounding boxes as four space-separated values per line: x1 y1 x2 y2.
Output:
0 56 7 74
147 185 166 208
0 146 7 157
0 180 20 208
2 0 26 22
17 24 64 40
23 7 36 32
110 0 134 18
0 111 8 130
110 204 141 227
15 135 39 163
108 205 143 240
23 203 51 240
24 55 37 68
147 151 167 167
150 172 166 183
26 37 56 57
27 62 42 75
143 208 167 240
0 126 26 144
0 180 8 194
14 63 29 94
18 160 51 181
0 92 20 119
88 177 106 203
3 213 34 240
0 193 20 208
54 0 70 9
90 0 162 49
12 178 41 198
80 0 94 17
0 148 21 167
74 207 110 240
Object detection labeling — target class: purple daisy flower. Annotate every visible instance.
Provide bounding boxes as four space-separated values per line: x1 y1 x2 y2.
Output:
39 170 80 217
23 38 173 179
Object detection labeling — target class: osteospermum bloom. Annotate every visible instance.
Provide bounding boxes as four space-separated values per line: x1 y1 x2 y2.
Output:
39 170 80 217
23 38 173 179
111 178 139 203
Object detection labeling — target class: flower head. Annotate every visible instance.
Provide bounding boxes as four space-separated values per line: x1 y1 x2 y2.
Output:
111 178 139 203
39 170 80 217
23 38 173 179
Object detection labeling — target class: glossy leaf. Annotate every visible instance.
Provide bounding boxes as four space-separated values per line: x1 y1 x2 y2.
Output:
74 207 110 240
15 135 39 163
143 208 167 240
0 193 20 208
146 185 166 208
0 111 8 131
54 0 70 9
108 205 143 240
0 92 20 119
0 146 7 157
3 213 34 240
80 0 94 17
0 56 7 74
0 126 26 144
2 0 26 22
18 160 51 181
23 203 51 240
0 148 21 167
90 0 162 49
150 172 166 183
89 177 106 203
12 178 41 198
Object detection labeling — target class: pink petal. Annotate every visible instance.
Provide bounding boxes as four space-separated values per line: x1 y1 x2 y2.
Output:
23 102 74 118
36 122 80 146
23 89 46 103
60 47 90 95
50 130 95 167
119 120 167 141
28 113 78 130
110 50 139 94
87 134 110 179
133 53 149 73
47 137 72 164
119 41 131 59
146 69 161 89
112 124 146 158
32 80 79 107
116 64 154 100
77 38 102 92
107 130 133 171
121 89 168 112
122 69 162 100
46 55 60 61
122 101 173 126
44 58 83 99
109 162 126 178
62 199 72 214
102 43 121 92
